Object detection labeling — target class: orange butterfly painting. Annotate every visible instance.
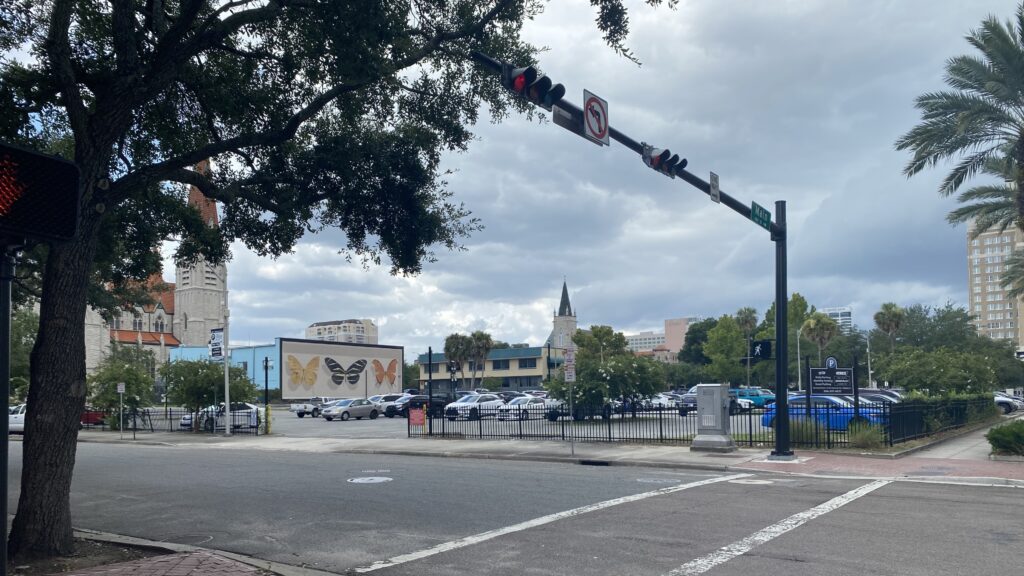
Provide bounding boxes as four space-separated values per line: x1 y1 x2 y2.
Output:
286 355 319 390
371 358 398 386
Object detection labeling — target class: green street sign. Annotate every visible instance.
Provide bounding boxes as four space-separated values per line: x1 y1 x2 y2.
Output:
750 201 772 231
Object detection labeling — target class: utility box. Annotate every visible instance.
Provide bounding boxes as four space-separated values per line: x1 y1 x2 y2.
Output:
690 383 737 453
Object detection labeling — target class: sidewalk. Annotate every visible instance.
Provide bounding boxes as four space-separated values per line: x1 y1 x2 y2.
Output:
75 423 1024 486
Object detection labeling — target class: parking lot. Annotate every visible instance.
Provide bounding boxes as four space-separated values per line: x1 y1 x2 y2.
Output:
267 404 773 442
269 405 414 439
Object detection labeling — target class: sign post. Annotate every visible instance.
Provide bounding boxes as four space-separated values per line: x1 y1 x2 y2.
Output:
564 345 576 456
117 382 126 440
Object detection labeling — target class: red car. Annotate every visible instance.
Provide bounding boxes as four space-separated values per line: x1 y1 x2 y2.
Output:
80 407 106 427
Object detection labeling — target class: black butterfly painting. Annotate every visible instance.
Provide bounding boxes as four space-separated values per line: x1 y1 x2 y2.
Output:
324 358 367 386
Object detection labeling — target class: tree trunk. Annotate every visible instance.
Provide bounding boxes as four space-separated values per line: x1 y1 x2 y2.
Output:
8 191 102 560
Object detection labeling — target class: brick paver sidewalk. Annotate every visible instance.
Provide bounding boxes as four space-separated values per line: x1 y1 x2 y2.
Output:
59 551 263 576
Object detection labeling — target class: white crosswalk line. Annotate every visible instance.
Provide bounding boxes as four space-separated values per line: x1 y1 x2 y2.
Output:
353 472 753 573
665 479 892 575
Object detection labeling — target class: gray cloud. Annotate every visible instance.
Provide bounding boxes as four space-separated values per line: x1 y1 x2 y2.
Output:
164 0 1011 355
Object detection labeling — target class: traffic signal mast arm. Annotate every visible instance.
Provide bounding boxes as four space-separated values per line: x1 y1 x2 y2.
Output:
470 51 782 240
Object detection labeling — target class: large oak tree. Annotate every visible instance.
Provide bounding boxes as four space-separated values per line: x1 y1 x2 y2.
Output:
0 0 669 559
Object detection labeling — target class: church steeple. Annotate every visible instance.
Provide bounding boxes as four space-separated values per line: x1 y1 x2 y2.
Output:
557 280 573 317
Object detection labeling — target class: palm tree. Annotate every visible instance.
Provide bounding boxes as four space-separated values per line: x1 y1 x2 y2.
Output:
800 312 839 365
735 307 758 387
469 330 494 387
443 333 471 390
946 154 1017 235
896 5 1024 225
873 303 905 353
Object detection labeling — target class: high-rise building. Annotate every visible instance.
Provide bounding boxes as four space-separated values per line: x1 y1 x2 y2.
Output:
967 222 1020 345
822 306 853 335
305 319 378 344
626 331 666 352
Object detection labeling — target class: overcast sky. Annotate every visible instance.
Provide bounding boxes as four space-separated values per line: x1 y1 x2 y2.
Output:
164 0 1016 357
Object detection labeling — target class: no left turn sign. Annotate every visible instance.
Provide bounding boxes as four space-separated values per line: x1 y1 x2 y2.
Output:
583 90 609 146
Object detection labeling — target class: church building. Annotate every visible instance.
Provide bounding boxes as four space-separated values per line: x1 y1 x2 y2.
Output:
85 161 228 373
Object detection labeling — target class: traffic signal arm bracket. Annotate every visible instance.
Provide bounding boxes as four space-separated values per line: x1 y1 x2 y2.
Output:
470 51 782 238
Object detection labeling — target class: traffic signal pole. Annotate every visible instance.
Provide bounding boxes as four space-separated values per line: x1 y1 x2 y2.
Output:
471 51 794 458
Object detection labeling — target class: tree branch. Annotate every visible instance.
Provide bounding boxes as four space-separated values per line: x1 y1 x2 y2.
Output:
110 0 140 72
44 0 89 144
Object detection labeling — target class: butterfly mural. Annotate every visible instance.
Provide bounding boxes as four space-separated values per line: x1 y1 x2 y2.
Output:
371 358 398 386
324 357 367 386
286 355 319 390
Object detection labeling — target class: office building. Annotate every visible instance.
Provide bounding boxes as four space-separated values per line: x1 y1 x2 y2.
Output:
305 319 378 344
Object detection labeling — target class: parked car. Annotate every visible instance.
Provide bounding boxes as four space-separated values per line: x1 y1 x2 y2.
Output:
761 395 886 431
81 406 107 427
523 390 548 398
386 395 447 418
288 397 337 418
645 393 677 408
677 386 745 415
733 388 774 407
371 394 408 415
323 398 378 421
994 392 1021 414
497 396 549 420
496 391 527 403
9 404 26 433
445 394 504 420
180 402 260 431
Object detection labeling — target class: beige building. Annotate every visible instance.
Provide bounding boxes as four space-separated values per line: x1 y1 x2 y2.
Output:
416 346 561 392
305 319 378 344
967 222 1021 344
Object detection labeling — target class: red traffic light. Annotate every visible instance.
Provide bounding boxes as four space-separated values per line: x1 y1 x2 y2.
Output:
642 144 687 179
502 64 565 110
0 142 80 242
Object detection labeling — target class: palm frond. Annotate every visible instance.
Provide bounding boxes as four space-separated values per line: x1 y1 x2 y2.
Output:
1001 250 1024 299
939 146 1002 195
966 16 1024 103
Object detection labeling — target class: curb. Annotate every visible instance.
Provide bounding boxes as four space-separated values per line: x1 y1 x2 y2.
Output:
73 528 337 576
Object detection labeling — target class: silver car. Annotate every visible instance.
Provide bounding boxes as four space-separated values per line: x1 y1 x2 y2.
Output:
323 398 379 421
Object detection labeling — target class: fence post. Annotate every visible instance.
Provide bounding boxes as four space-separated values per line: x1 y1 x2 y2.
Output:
518 409 523 439
658 406 664 441
561 409 565 441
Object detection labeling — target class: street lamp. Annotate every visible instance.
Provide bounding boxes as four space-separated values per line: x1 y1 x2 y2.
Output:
263 357 273 406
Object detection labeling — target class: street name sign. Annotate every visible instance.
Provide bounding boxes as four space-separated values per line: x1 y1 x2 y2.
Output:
750 201 772 231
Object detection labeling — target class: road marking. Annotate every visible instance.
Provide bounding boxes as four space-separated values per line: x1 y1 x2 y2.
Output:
352 473 752 573
664 479 891 575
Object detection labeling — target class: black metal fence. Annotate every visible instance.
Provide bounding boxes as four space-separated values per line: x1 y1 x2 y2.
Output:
80 407 262 436
406 397 997 449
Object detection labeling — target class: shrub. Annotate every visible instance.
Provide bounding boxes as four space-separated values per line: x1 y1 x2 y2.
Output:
848 423 884 450
788 418 818 444
986 420 1024 456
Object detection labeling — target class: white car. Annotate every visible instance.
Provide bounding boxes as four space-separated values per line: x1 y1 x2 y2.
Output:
9 404 26 433
497 396 549 420
180 402 260 431
444 394 504 420
370 394 408 416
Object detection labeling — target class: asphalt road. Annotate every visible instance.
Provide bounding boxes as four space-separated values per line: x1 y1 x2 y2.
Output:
8 442 1023 575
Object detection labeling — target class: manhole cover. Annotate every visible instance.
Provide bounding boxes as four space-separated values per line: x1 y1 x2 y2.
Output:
729 479 774 485
347 477 393 484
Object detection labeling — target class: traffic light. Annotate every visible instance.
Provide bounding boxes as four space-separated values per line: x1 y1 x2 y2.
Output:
0 142 80 242
642 143 687 179
501 64 565 110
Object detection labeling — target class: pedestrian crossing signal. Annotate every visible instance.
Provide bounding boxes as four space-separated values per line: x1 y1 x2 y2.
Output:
750 340 772 362
0 142 80 242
